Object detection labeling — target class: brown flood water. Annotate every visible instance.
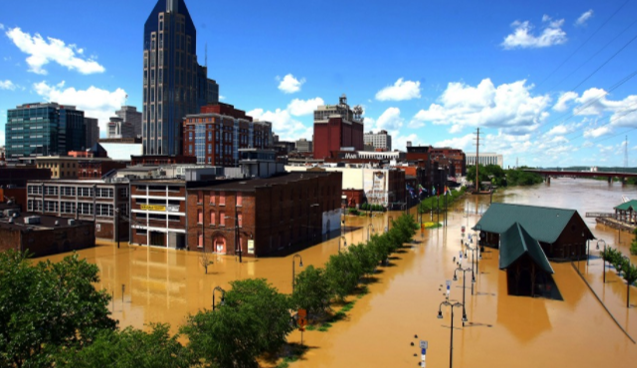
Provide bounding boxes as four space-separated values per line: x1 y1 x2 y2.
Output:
40 178 637 367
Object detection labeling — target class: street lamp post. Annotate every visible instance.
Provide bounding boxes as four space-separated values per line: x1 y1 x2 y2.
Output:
292 254 303 293
367 223 374 242
465 241 478 295
387 215 393 232
453 267 471 325
437 300 464 368
596 239 607 283
212 286 226 311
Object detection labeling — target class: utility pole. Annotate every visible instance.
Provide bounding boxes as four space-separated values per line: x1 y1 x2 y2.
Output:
625 135 628 171
475 128 480 193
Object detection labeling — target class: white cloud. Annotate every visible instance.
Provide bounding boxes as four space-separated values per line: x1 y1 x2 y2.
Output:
219 95 226 101
393 133 421 151
411 78 550 135
277 74 305 94
287 97 324 116
33 81 127 132
0 23 4 30
5 27 105 75
0 80 16 90
546 122 579 136
375 78 421 101
502 15 567 49
375 107 404 131
553 91 578 112
434 134 475 152
248 108 311 141
576 10 594 26
584 126 612 138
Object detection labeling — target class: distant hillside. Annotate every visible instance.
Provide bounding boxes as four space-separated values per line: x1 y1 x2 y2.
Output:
541 166 637 173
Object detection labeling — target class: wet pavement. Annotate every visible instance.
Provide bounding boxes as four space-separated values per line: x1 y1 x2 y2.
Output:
39 178 637 367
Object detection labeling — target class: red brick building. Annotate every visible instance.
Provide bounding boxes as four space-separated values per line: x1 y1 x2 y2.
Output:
186 172 342 257
313 95 364 159
430 147 466 176
0 213 95 257
182 103 272 166
77 160 127 180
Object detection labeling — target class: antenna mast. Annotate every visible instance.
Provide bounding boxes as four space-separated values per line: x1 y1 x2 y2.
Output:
625 135 628 170
475 128 480 193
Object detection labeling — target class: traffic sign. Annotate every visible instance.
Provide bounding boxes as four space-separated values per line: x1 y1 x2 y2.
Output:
420 340 428 349
298 309 307 318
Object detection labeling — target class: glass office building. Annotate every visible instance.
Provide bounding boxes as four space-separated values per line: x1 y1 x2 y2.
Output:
5 102 85 159
142 0 219 156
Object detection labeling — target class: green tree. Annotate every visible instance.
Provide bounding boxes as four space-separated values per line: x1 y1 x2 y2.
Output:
55 324 195 368
630 229 637 256
347 242 379 277
325 252 364 300
182 304 263 368
182 279 292 368
291 265 332 319
0 251 116 368
223 279 293 354
620 259 637 308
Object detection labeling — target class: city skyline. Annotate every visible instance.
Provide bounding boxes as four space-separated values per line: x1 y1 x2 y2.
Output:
1 0 637 167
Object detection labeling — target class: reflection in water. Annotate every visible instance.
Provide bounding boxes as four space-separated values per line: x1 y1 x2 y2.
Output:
37 178 637 367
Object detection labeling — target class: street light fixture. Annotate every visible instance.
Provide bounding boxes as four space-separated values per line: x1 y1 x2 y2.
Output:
464 242 479 295
224 215 242 263
292 254 303 293
596 239 607 283
437 299 464 368
367 223 374 242
453 266 471 325
212 286 226 311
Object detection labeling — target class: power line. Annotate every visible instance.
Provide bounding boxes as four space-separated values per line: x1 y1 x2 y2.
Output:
536 0 630 88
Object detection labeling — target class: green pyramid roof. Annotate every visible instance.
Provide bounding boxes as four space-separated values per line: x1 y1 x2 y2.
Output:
499 223 554 274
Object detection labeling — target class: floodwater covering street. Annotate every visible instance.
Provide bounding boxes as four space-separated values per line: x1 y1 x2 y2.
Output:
40 178 637 367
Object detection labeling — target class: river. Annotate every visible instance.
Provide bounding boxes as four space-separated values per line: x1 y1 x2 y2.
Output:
39 178 637 367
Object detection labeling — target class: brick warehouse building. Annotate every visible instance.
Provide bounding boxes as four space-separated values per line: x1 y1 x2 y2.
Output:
26 180 129 242
313 95 364 159
0 213 94 257
186 172 342 257
182 103 272 166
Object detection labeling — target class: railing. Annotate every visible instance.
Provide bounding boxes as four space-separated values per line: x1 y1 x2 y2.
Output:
585 212 615 218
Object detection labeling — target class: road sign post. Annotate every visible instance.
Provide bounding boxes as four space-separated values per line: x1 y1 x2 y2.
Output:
420 341 428 367
298 309 307 345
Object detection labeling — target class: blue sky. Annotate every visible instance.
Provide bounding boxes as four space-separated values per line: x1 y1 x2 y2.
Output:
2 0 637 168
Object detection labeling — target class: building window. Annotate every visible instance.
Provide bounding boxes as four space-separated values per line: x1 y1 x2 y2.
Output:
210 192 215 205
237 193 242 207
197 209 203 224
210 211 215 225
197 191 203 203
198 232 203 248
238 213 243 228
219 192 225 206
220 212 225 226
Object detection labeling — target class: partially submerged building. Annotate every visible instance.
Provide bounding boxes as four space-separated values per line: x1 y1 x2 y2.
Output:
474 203 595 261
499 223 554 297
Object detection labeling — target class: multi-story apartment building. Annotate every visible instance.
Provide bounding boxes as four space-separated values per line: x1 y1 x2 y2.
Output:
84 117 99 148
26 180 129 241
313 95 364 159
6 102 85 159
115 106 142 137
466 152 504 168
182 103 272 166
364 130 392 151
185 172 342 256
142 0 219 156
429 147 466 176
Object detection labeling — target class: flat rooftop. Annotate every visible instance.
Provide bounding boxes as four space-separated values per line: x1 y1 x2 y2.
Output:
0 213 90 231
195 172 336 192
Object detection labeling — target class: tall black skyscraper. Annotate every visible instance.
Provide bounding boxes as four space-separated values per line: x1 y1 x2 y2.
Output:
143 0 219 156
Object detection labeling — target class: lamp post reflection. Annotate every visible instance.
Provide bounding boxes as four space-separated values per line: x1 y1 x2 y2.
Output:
596 239 607 283
292 254 303 293
212 286 226 311
453 266 471 325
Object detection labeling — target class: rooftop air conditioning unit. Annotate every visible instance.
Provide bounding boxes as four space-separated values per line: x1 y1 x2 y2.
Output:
54 220 59 226
68 219 76 226
24 216 41 225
